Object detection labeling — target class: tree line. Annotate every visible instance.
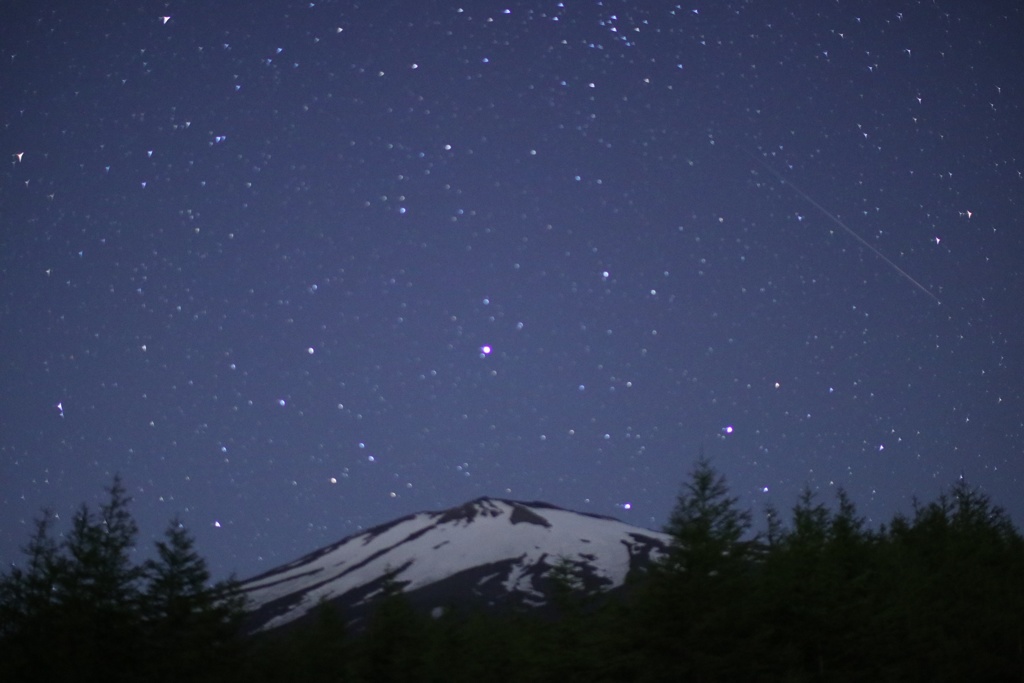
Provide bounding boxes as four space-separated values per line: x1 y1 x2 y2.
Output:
0 477 243 683
3 462 1023 681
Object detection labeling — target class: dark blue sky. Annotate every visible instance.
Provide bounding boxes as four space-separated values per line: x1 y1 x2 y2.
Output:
2 1 1021 580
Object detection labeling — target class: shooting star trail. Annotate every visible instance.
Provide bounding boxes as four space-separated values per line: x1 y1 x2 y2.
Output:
746 151 941 306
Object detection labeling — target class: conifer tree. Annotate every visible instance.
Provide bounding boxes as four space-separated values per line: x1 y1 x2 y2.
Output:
762 487 877 678
636 453 757 680
1 477 246 683
879 478 1024 679
0 511 61 637
0 510 67 681
142 518 245 682
661 453 752 576
0 476 146 682
61 476 146 681
353 568 428 683
547 554 586 615
63 475 142 605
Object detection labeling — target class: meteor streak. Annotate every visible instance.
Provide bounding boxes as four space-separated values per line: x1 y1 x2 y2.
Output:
747 151 941 305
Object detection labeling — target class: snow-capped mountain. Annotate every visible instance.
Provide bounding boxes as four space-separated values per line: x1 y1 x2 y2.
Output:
239 497 673 633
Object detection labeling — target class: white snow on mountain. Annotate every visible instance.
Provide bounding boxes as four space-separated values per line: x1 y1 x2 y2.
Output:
239 497 673 632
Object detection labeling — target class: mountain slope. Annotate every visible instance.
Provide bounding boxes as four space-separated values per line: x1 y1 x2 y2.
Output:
239 497 673 633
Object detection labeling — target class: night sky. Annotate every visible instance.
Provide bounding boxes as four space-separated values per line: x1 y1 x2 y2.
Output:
3 1 1022 581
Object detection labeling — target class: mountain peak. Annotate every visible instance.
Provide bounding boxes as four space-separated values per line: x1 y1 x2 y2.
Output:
240 497 673 633
436 496 552 527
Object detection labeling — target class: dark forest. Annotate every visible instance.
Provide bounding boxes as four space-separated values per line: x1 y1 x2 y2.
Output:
3 459 1022 682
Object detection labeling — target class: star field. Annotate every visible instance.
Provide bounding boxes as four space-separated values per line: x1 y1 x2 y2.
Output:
2 1 1022 579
